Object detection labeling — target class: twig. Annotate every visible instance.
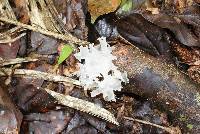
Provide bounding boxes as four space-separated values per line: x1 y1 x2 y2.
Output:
0 57 38 66
0 68 81 86
44 88 119 125
0 17 89 45
124 117 182 134
0 26 24 39
0 32 26 43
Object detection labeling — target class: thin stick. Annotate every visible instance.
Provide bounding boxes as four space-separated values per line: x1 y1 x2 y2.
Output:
0 57 38 66
0 68 81 86
0 26 24 38
124 117 181 134
0 17 89 45
0 33 26 43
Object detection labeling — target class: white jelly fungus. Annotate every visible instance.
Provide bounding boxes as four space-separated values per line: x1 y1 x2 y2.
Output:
75 37 128 101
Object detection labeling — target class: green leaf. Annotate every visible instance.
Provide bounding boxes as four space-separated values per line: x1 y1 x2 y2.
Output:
187 124 193 130
58 44 73 65
116 0 146 15
120 0 133 12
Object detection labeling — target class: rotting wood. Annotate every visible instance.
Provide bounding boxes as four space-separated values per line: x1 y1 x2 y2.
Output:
113 41 200 133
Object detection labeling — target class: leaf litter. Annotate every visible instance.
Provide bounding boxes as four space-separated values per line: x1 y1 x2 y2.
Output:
0 0 200 133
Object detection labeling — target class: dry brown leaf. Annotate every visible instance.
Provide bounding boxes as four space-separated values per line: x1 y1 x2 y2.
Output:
146 7 159 14
0 0 16 19
88 0 121 23
28 0 62 32
14 0 30 23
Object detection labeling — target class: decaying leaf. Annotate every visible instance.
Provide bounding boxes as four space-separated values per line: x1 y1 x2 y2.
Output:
13 0 30 23
172 43 200 83
0 0 16 19
88 0 121 23
141 12 200 47
0 0 24 43
0 86 23 133
188 66 200 83
116 13 171 56
114 0 200 48
28 0 62 33
0 0 88 45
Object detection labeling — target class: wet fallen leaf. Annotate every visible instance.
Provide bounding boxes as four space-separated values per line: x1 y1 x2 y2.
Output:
141 12 200 47
54 0 88 40
68 125 98 134
23 110 73 133
0 86 23 133
172 42 200 83
30 32 58 55
116 13 171 56
0 41 20 59
8 65 56 112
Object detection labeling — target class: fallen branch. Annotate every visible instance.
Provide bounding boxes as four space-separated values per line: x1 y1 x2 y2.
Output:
113 41 200 133
124 117 181 134
0 68 81 86
0 17 89 45
0 57 38 66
